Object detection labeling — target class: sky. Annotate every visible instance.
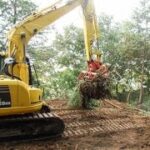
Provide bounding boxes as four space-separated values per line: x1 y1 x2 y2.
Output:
32 0 140 24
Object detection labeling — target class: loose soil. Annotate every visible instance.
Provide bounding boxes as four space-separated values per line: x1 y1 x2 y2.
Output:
0 99 149 150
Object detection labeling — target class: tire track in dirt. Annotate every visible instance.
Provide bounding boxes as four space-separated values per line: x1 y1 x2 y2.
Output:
63 119 147 138
53 110 147 138
48 100 149 139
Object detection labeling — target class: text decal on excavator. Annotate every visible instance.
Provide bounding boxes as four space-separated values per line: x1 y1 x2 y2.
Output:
0 86 11 108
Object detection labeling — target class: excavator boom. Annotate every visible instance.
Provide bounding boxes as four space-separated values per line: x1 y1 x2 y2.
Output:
7 0 100 84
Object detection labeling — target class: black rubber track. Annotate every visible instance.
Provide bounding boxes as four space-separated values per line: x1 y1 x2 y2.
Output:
0 112 65 142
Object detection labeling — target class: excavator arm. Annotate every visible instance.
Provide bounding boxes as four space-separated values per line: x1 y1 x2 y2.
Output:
82 0 100 61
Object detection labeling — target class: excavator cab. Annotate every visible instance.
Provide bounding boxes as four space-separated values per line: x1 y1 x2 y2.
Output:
0 53 46 116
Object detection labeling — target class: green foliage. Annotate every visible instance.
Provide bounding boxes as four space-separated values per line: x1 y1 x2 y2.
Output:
28 25 85 99
97 0 150 107
52 25 85 69
68 87 82 108
84 99 100 109
0 0 36 49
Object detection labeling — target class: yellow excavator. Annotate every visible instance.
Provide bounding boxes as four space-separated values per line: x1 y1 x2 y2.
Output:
0 0 104 140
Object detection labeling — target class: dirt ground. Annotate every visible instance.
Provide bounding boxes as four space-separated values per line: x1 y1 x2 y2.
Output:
0 99 150 150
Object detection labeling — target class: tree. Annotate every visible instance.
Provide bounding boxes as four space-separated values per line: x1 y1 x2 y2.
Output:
132 0 150 105
110 0 150 106
28 25 85 99
0 0 36 49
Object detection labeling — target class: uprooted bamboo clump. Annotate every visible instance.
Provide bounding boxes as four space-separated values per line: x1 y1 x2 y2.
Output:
68 75 111 109
79 75 111 108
